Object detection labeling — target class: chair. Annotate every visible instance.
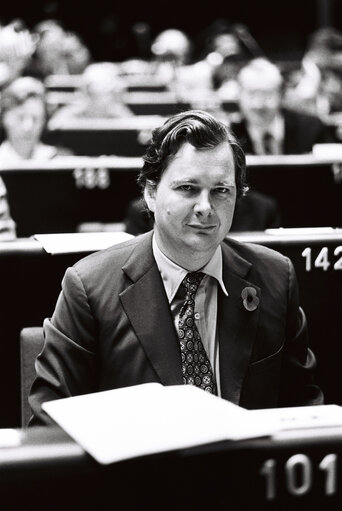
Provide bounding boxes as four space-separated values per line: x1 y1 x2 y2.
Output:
20 327 44 428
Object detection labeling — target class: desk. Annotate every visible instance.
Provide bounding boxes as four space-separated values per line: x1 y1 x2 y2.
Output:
44 116 164 156
235 229 342 407
246 154 342 228
123 91 192 116
0 426 341 510
1 230 342 427
44 74 169 93
2 154 342 238
0 239 94 427
0 156 142 237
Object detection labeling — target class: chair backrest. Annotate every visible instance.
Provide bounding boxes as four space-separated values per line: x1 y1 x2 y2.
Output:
20 327 44 428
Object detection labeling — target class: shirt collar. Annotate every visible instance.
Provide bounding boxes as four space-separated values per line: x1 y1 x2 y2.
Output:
152 234 228 303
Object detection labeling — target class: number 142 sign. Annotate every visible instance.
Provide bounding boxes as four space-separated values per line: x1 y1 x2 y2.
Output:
301 247 342 272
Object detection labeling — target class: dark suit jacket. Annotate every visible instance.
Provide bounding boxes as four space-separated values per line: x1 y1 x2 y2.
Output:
29 231 323 425
125 190 281 236
230 108 335 155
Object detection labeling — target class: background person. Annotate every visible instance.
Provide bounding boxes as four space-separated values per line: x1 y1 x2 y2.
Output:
0 21 37 89
230 57 334 155
0 76 73 239
29 110 323 426
25 19 91 79
0 76 72 160
49 61 133 125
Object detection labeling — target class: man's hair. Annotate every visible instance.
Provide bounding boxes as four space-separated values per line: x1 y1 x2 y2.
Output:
138 109 248 197
237 57 283 90
1 77 47 116
81 62 124 95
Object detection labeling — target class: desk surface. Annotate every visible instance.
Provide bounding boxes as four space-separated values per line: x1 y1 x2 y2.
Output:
0 425 342 510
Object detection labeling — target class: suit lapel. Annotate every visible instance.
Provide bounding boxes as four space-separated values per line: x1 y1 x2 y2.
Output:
119 232 183 386
219 240 260 405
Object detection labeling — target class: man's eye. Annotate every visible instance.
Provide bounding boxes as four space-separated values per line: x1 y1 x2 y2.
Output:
178 185 194 192
214 187 230 195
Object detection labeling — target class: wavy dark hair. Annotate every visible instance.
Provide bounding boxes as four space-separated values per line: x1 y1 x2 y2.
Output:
138 109 248 197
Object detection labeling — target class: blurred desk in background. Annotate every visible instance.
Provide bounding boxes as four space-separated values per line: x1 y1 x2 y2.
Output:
246 154 342 228
0 156 142 237
2 154 342 238
44 73 169 93
44 116 164 156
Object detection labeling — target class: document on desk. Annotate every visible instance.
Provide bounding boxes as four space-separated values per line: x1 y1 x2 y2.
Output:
34 232 134 254
248 405 342 439
42 383 276 465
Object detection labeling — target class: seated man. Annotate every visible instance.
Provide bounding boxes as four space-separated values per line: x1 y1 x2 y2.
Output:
49 62 133 126
29 110 323 426
230 57 334 154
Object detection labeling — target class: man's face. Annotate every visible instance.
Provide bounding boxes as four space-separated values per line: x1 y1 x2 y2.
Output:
239 75 282 127
3 98 46 146
144 141 237 268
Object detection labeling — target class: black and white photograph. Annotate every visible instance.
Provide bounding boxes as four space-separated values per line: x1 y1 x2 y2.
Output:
0 1 342 509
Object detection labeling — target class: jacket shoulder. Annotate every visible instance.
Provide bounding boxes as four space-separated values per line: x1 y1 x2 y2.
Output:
72 233 148 278
224 235 290 269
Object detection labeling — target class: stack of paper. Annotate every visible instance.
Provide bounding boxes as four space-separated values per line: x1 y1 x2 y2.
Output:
42 383 275 464
43 383 342 464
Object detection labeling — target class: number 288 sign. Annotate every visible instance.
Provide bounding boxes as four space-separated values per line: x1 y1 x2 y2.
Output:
301 247 342 272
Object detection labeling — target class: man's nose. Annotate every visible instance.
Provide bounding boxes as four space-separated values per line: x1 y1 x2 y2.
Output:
194 190 212 216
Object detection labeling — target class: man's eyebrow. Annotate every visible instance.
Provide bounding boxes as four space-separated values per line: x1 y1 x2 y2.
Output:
215 181 236 186
170 178 199 185
170 179 236 186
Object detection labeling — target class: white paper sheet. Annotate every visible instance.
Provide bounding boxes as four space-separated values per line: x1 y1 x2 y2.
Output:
0 429 22 448
33 232 134 254
248 404 342 439
42 383 276 464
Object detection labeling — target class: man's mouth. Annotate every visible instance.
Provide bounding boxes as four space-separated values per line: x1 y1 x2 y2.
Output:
188 224 217 231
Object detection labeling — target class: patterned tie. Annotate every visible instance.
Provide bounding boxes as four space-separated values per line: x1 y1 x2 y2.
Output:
178 272 217 394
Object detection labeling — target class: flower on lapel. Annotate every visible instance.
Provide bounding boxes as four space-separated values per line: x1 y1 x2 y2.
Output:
241 286 259 312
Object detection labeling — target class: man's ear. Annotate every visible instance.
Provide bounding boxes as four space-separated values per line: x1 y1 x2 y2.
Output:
143 182 157 213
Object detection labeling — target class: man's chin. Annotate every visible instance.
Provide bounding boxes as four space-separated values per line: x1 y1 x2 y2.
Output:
184 230 221 250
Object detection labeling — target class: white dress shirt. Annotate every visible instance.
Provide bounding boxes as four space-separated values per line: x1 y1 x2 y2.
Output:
152 235 228 395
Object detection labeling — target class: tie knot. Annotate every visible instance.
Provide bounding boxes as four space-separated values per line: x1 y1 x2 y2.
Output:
181 272 204 297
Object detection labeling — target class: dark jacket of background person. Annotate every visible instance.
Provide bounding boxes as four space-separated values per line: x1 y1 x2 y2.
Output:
230 108 335 155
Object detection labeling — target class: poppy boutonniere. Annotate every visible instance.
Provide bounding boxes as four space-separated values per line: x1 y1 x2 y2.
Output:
241 286 259 311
